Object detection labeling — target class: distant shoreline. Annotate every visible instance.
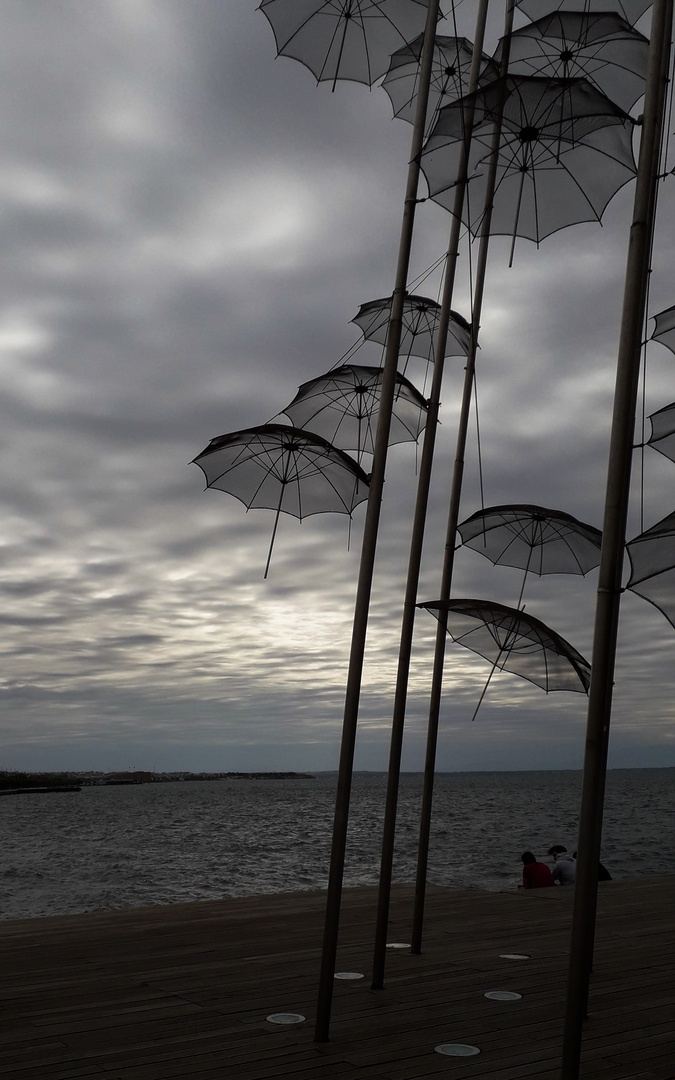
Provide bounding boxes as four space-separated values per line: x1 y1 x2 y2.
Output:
0 770 317 791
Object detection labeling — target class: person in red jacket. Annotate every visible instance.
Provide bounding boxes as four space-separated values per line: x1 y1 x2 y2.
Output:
521 851 555 889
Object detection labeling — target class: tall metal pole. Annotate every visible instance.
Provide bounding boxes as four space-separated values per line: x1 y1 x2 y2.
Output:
411 0 516 955
560 2 673 1077
370 0 492 993
314 0 441 1043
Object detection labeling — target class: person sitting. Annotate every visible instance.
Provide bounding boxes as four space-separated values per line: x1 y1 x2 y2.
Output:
547 844 576 885
521 851 555 889
571 850 612 881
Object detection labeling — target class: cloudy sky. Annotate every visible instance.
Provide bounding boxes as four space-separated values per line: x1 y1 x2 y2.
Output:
1 0 673 775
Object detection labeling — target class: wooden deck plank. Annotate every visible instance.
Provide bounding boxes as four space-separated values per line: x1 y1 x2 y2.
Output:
0 877 673 1079
4 1070 105 1080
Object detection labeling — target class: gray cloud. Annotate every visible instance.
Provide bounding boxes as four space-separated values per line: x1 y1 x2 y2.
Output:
0 2 672 774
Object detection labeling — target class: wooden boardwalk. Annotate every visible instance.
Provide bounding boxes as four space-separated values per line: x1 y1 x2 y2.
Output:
1 876 673 1079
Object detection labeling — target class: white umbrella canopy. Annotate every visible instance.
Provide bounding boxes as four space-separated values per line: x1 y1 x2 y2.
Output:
651 302 675 354
418 598 592 693
646 401 675 463
516 0 655 29
259 0 432 88
281 363 428 458
458 504 603 576
192 423 369 576
381 34 498 128
420 75 637 248
497 12 649 113
351 292 471 363
192 422 369 517
626 511 675 629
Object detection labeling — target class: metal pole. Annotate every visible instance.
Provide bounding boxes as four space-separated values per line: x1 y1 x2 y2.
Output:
314 0 441 1043
411 0 516 955
560 3 673 1076
370 0 492 993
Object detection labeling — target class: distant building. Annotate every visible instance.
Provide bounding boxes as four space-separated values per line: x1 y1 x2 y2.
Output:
104 771 153 785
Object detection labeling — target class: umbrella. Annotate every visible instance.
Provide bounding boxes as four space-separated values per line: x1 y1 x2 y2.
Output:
192 423 369 577
259 0 432 89
420 75 637 252
351 293 471 368
626 510 675 628
651 302 675 355
418 597 592 694
497 12 649 113
458 504 602 604
516 0 655 29
282 364 428 460
381 34 498 128
646 401 675 463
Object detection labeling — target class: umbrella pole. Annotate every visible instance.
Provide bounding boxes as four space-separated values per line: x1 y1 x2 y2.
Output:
263 493 285 580
370 0 493 993
508 162 528 268
471 617 521 725
560 3 673 1077
516 541 536 609
314 0 441 1043
411 0 517 957
467 621 518 727
264 452 296 579
330 18 350 94
468 652 503 723
515 567 528 609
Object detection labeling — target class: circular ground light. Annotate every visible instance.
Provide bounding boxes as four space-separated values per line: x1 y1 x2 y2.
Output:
435 1043 481 1057
484 990 523 1001
498 953 530 960
334 971 364 980
386 942 410 949
266 1012 305 1025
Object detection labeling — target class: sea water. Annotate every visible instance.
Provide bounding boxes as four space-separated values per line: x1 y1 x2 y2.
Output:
0 769 672 920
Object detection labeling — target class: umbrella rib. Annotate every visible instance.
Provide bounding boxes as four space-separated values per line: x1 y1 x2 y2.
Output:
209 435 271 477
272 0 334 57
486 526 534 561
565 541 589 574
438 601 590 696
294 446 364 513
537 518 594 573
522 133 612 220
402 39 425 117
256 442 293 483
553 140 625 220
205 439 288 494
492 133 525 183
328 4 355 90
469 136 521 237
319 461 363 513
336 403 368 452
244 467 280 510
525 36 557 75
462 510 601 577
